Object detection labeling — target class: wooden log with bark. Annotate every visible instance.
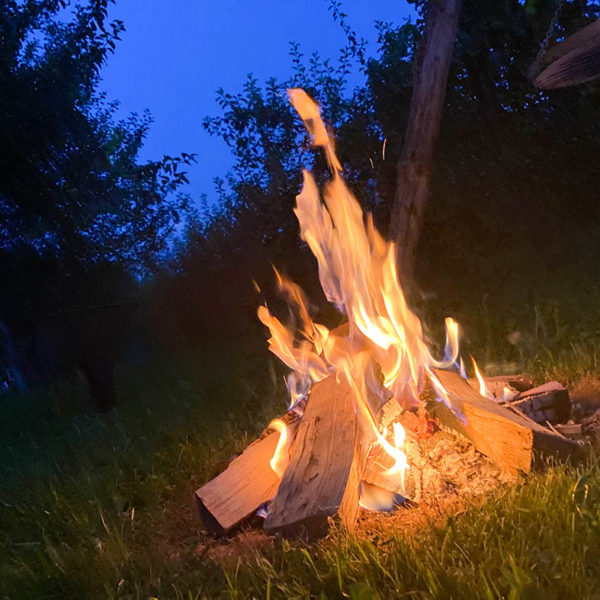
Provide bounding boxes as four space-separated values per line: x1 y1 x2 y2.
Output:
431 369 578 473
509 382 571 425
264 374 371 539
195 408 302 536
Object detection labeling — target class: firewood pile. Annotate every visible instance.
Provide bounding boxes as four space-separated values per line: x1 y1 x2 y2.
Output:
196 369 581 541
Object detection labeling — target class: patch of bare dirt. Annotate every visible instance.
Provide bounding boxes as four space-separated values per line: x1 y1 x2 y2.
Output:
155 481 205 565
195 528 275 564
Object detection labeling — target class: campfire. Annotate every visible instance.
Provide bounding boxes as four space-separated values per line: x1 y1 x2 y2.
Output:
196 90 578 540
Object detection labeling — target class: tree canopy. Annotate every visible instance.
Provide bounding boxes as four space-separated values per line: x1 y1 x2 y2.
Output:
163 0 600 352
0 0 194 332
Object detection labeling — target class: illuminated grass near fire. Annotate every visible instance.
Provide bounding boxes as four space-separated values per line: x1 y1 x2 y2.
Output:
1 331 600 598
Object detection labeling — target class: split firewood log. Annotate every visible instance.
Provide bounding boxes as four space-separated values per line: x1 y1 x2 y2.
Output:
195 408 302 536
509 382 570 425
264 374 375 539
431 369 579 473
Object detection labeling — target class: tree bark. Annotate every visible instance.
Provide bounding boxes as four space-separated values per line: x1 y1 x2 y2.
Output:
390 0 462 284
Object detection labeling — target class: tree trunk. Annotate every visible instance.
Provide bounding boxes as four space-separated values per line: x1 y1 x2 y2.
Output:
390 0 462 284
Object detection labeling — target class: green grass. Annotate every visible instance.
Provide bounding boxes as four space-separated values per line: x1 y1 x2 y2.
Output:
2 317 600 599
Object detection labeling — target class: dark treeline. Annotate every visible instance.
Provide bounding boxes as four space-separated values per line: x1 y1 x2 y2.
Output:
2 0 600 410
0 0 194 408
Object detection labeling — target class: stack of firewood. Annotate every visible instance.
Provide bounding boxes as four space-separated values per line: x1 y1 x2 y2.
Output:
195 369 578 540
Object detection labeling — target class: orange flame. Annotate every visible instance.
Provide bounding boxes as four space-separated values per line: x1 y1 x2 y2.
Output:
268 418 290 478
471 357 498 402
472 356 489 398
258 89 474 503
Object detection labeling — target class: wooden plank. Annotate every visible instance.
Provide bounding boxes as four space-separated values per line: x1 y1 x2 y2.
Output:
431 369 578 473
195 410 301 535
264 375 367 539
529 20 600 89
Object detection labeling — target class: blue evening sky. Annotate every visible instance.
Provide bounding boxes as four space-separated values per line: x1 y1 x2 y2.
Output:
100 1 414 201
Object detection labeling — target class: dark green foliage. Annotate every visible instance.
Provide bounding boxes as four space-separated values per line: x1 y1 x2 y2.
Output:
0 1 195 396
162 0 600 360
0 0 194 271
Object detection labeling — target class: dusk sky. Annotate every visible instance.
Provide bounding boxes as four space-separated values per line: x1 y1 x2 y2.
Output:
100 1 414 202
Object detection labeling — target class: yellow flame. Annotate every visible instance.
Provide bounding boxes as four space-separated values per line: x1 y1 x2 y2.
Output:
472 357 488 398
268 418 289 478
471 357 496 401
502 385 517 402
383 422 408 483
257 89 475 493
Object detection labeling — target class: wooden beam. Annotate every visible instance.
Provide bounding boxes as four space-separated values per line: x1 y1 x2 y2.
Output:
195 409 301 536
264 375 368 539
431 369 578 473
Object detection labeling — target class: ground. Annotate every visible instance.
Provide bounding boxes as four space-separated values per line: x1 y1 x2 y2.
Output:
2 338 600 599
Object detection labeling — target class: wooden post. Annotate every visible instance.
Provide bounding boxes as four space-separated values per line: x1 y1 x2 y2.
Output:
390 0 462 283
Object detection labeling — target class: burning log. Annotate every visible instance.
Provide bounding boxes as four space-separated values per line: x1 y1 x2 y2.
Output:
195 409 301 536
431 369 578 473
264 375 370 539
362 436 419 502
468 374 535 399
508 382 571 425
480 374 535 393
